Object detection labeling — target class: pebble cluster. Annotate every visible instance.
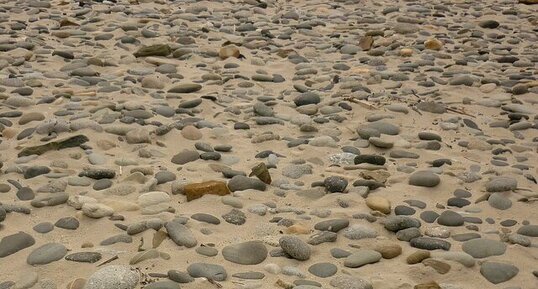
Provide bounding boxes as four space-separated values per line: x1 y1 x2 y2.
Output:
0 0 537 289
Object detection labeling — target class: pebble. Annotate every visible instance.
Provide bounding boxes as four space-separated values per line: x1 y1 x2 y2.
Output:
85 266 139 289
408 171 441 187
187 263 227 281
279 236 311 261
462 238 506 258
27 243 67 265
222 241 267 265
480 262 519 284
0 231 36 258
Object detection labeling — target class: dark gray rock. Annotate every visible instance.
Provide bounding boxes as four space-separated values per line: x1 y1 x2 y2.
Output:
410 237 451 251
0 231 35 258
187 263 227 281
27 243 67 265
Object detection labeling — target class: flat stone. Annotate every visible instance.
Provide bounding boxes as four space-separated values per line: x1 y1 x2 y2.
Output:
222 241 267 265
462 238 506 258
308 262 337 278
410 237 451 251
184 181 230 201
65 252 102 263
314 219 349 232
437 211 464 226
27 243 67 265
480 262 519 284
165 218 197 248
409 171 440 187
517 225 538 237
0 231 35 258
227 176 266 192
187 263 227 281
344 250 382 268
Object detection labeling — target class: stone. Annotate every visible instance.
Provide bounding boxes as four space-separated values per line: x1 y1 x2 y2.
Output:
82 203 114 218
0 232 35 257
188 213 219 226
424 38 443 50
27 243 67 265
410 237 451 251
374 243 402 259
409 171 440 187
55 217 79 230
222 209 246 225
184 181 230 201
488 193 512 210
314 219 349 232
171 150 199 165
168 83 202 93
344 250 382 268
342 225 378 240
227 175 266 192
222 241 267 265
187 263 227 281
406 250 430 264
167 270 194 283
462 238 506 258
480 262 518 284
134 44 172 57
18 135 89 157
384 216 421 232
138 191 171 214
324 176 348 193
517 225 538 237
366 196 391 214
330 275 373 289
144 281 180 289
181 125 202 140
85 265 139 289
437 211 464 226
308 263 337 278
65 252 102 263
279 236 311 261
485 177 517 192
165 219 197 248
219 45 241 59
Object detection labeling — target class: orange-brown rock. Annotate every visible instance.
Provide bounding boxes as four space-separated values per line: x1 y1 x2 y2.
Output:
519 0 538 4
184 181 230 201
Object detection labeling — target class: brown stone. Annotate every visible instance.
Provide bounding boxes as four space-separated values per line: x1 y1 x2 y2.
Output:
414 281 441 289
359 36 374 51
519 0 538 4
374 242 402 259
184 181 230 201
407 250 430 264
66 278 86 289
424 38 443 50
249 162 272 184
422 258 451 274
219 45 241 60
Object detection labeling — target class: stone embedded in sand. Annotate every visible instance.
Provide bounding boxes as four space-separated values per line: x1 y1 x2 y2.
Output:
279 236 311 261
406 250 430 264
184 181 230 201
374 243 402 259
249 162 272 184
424 38 443 50
27 243 67 265
187 263 227 281
18 134 89 157
168 83 202 93
485 177 517 192
359 36 374 50
133 44 172 57
408 171 440 187
138 191 171 214
219 45 241 60
0 231 35 258
344 250 382 268
480 261 519 284
227 175 266 192
400 48 413 56
85 265 139 289
308 262 337 278
462 238 506 258
365 196 391 214
222 241 267 265
165 218 197 248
